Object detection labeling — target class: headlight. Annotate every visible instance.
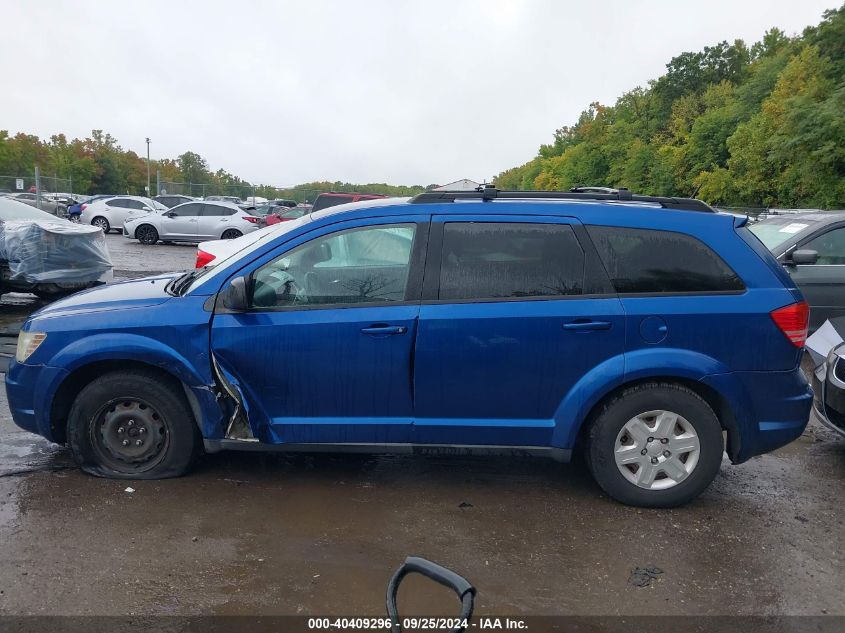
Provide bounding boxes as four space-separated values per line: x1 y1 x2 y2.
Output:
16 331 47 363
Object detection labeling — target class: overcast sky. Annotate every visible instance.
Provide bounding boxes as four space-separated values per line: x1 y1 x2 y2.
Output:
1 0 837 186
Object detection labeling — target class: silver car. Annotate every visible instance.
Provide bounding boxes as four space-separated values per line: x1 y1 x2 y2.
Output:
123 200 261 244
8 192 67 216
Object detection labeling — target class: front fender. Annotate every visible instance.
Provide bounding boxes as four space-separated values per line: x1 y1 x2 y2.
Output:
552 348 733 448
47 332 212 388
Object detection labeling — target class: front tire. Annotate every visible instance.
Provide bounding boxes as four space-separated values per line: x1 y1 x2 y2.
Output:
136 224 159 245
67 369 200 479
586 382 723 508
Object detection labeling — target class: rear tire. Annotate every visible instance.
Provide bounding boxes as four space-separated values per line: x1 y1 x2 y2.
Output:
586 382 723 508
67 369 200 479
221 229 242 239
136 224 159 245
91 216 110 233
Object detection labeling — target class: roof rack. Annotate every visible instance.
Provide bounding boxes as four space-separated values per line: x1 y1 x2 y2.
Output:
408 184 715 213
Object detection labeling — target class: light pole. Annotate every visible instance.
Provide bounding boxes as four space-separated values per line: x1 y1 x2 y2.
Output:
145 137 151 197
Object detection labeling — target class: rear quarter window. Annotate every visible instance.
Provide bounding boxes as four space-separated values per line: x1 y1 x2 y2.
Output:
586 225 744 293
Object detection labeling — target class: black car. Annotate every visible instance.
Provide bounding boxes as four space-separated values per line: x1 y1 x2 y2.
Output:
749 212 845 332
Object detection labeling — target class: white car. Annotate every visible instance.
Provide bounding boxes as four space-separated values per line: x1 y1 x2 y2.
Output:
123 200 262 245
80 195 167 233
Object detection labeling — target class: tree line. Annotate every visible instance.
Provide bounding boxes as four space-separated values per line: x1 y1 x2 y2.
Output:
495 5 845 209
0 130 427 202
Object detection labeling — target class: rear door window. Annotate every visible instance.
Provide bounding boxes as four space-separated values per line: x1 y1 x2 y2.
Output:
587 225 744 293
201 204 236 216
438 222 585 301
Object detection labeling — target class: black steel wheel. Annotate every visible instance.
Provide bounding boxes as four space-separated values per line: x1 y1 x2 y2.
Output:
136 224 159 245
67 369 200 479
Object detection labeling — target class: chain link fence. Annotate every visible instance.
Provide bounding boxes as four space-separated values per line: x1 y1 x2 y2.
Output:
158 181 322 204
1 174 73 195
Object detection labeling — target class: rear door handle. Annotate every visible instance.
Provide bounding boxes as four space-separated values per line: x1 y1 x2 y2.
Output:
360 325 407 336
563 320 612 331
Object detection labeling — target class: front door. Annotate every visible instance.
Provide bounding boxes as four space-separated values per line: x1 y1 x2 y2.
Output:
412 215 625 447
160 202 201 239
210 217 429 444
788 224 845 331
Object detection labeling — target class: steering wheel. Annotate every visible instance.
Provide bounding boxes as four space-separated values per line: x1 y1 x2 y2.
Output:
252 270 307 307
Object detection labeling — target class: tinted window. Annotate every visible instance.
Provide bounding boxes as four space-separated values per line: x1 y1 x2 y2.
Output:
107 198 130 208
201 204 236 217
251 224 416 308
170 203 202 216
312 194 353 212
439 222 585 301
587 225 744 293
802 226 845 264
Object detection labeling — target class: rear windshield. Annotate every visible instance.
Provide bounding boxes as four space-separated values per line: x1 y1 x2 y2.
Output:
312 195 352 212
749 217 819 251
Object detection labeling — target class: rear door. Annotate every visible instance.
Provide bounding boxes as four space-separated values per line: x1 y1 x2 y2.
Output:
197 203 237 239
160 202 201 239
412 214 625 447
787 223 845 330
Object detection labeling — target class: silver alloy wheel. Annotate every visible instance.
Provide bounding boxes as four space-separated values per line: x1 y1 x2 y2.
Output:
614 410 701 490
92 217 109 231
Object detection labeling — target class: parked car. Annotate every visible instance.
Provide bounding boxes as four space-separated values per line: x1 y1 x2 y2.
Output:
311 192 389 212
195 225 271 267
79 196 166 233
123 200 262 245
255 204 309 227
153 194 195 209
266 199 298 209
8 192 68 216
810 319 845 438
0 197 113 299
749 212 845 332
68 194 124 217
5 188 813 507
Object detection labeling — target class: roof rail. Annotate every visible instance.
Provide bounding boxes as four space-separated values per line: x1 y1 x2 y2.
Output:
408 185 715 212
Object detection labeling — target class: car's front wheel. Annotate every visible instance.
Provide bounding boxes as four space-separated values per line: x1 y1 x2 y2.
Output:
136 224 159 245
67 369 200 479
586 382 723 507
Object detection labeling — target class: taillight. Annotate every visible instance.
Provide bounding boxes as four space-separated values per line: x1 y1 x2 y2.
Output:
243 216 259 224
81 204 87 211
770 301 809 347
195 249 215 268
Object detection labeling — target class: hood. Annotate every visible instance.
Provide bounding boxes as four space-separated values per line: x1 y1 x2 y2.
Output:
32 274 178 319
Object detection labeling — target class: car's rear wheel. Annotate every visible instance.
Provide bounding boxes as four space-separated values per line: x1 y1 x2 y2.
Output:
136 224 159 245
221 229 242 239
91 216 110 233
67 369 200 479
586 382 723 507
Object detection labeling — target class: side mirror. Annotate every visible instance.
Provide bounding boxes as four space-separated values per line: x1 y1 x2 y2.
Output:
791 249 819 266
221 276 249 311
166 211 177 218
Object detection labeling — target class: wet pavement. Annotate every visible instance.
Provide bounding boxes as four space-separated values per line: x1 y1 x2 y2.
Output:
0 236 843 618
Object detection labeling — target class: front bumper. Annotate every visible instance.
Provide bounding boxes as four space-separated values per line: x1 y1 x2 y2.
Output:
812 360 845 437
5 358 69 440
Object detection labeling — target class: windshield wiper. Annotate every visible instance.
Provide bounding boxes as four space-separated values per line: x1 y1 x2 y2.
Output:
166 269 204 296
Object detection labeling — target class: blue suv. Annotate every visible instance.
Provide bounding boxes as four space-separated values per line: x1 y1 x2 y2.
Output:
5 188 813 507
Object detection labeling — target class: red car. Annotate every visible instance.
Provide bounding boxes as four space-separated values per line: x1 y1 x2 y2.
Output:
259 205 309 227
311 192 388 212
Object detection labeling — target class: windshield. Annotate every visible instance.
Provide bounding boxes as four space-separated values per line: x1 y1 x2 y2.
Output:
186 214 312 293
749 217 820 250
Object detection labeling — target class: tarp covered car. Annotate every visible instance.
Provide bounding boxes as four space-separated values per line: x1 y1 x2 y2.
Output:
0 197 113 299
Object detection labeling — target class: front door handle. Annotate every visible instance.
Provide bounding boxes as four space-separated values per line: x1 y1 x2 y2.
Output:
563 320 612 331
360 325 407 336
